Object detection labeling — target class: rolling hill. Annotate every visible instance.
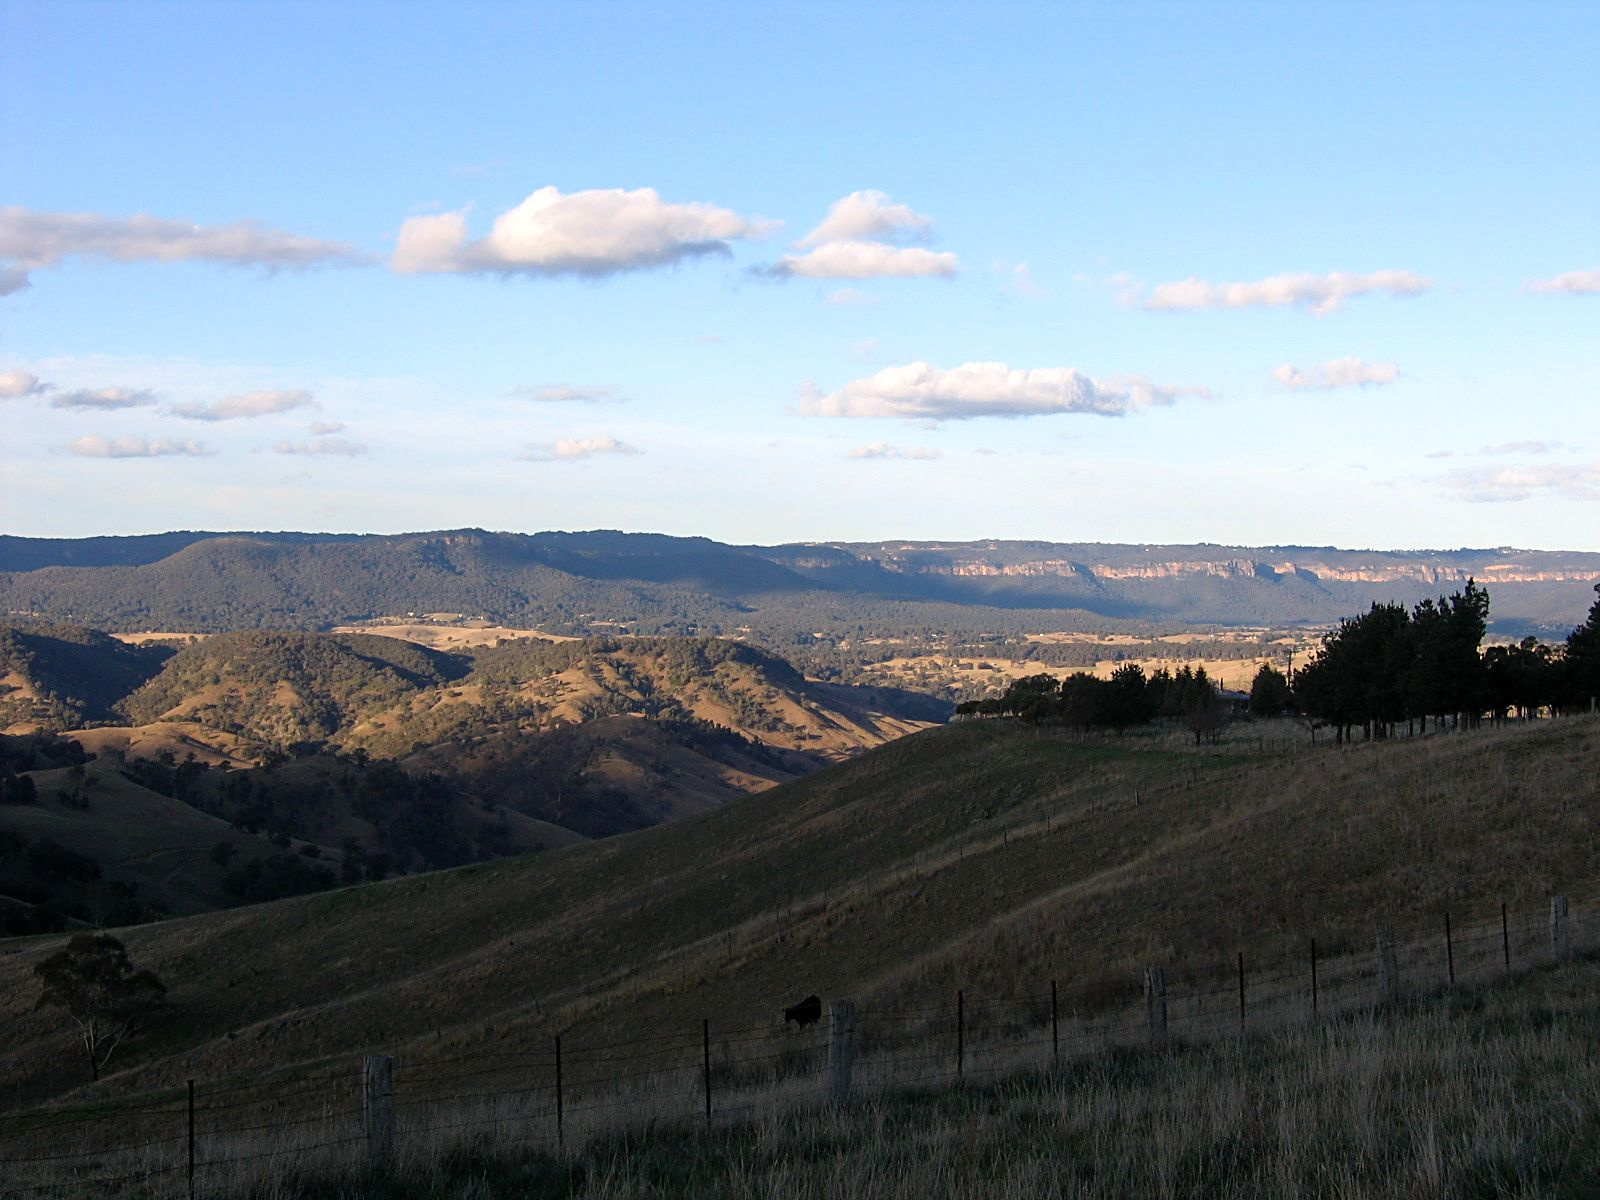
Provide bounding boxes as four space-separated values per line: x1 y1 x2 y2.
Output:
0 712 1592 1110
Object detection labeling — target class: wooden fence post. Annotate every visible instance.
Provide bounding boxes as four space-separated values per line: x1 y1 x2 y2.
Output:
1550 895 1572 961
1445 912 1455 986
826 999 857 1109
1310 939 1319 1018
363 1055 395 1165
1143 968 1166 1047
1376 924 1400 1003
1050 980 1059 1066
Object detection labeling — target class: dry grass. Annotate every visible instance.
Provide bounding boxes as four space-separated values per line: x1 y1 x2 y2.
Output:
10 951 1598 1198
1 716 1594 1125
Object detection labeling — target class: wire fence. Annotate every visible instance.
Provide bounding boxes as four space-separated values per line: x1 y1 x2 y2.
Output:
1 892 1592 1199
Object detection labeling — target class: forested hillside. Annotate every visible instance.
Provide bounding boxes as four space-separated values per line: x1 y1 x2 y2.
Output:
0 623 174 731
4 529 1597 636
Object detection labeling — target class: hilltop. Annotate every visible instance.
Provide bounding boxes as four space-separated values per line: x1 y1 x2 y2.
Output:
0 713 1592 1110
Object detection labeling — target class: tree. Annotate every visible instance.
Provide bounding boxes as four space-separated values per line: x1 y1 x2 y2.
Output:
1565 583 1600 712
1182 667 1228 745
1247 664 1292 717
34 934 166 1082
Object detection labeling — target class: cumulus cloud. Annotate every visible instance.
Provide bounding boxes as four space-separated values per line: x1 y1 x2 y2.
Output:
797 190 934 248
1527 268 1600 295
847 443 942 460
770 242 958 279
272 436 368 457
50 386 157 411
169 389 314 421
392 186 770 278
0 369 45 399
0 205 368 293
1272 357 1400 390
1145 270 1430 316
514 384 617 403
1439 461 1600 503
65 434 212 458
761 190 957 280
801 361 1207 421
517 435 640 462
308 420 346 435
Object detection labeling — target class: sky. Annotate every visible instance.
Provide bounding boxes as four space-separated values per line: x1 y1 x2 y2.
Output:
1 1 1597 550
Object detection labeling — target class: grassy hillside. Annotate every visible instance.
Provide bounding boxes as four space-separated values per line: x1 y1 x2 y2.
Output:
0 714 1593 1111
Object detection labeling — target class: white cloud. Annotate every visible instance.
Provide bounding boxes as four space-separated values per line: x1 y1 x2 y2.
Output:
0 369 45 398
392 186 771 278
0 205 368 293
1479 440 1568 456
65 434 213 458
272 436 368 457
1272 357 1400 390
169 389 314 421
768 241 957 280
1439 462 1600 503
847 442 941 460
827 287 877 306
514 384 617 403
308 420 346 435
50 386 157 411
761 190 957 279
517 435 640 462
797 190 934 248
801 361 1208 421
1527 268 1600 295
1145 270 1430 315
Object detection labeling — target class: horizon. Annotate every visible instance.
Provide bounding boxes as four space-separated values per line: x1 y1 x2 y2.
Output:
7 525 1600 561
3 2 1597 549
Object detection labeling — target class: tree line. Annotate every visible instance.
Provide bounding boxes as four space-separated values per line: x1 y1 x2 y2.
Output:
955 581 1600 744
1263 581 1600 742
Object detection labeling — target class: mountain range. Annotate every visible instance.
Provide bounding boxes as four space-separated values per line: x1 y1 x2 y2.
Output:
3 529 1597 634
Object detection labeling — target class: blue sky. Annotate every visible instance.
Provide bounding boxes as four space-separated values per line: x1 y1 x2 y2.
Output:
2 0 1597 548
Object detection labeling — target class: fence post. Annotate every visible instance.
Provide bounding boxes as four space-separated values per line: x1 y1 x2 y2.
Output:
1236 952 1246 1033
363 1055 395 1165
1501 902 1511 972
1445 913 1455 986
826 999 857 1109
1050 980 1059 1066
1550 895 1572 961
187 1078 195 1200
956 990 965 1082
554 1034 564 1150
1143 968 1167 1047
1376 924 1400 1003
1310 939 1319 1018
702 1019 712 1122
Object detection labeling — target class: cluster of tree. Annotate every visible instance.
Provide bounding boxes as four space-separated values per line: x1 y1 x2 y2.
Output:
1254 582 1600 740
955 664 1234 743
0 831 144 935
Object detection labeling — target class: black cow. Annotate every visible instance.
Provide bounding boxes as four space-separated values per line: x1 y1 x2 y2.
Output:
783 994 822 1028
